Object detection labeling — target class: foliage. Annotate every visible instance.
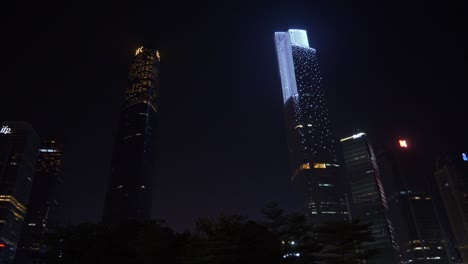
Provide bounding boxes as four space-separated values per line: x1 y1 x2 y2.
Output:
314 220 381 264
38 205 380 264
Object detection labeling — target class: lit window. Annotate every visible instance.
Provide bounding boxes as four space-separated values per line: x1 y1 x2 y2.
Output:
313 163 326 169
301 163 310 170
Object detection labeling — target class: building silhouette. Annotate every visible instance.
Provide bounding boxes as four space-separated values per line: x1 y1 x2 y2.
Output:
340 132 396 263
434 152 468 262
274 29 347 224
0 122 40 264
377 139 451 263
15 139 64 264
103 46 160 224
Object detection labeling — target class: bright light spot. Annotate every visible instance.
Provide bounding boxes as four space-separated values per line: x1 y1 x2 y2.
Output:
39 149 57 153
399 140 408 148
462 153 467 162
135 46 144 56
353 132 365 139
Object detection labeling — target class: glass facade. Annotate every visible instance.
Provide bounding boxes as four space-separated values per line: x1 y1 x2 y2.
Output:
434 154 468 262
378 142 451 264
15 139 64 263
0 122 39 264
341 132 396 263
103 47 160 224
275 30 347 224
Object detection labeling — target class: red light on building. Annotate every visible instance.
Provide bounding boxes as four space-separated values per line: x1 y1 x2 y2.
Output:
0 243 5 248
399 140 408 148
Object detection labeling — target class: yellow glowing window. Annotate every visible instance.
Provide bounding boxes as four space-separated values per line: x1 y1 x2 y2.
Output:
313 163 326 169
301 163 310 170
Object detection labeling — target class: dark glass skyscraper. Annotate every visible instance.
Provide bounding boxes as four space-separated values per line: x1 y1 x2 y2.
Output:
434 153 468 262
103 46 160 224
377 139 451 264
0 122 39 264
15 139 64 264
341 132 396 263
274 29 347 224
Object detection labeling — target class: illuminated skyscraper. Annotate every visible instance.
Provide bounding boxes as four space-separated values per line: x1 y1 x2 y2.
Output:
341 132 396 263
0 122 39 264
15 139 64 264
103 46 160 224
274 29 347 224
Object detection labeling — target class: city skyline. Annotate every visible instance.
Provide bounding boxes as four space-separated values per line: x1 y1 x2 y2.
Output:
1 2 467 231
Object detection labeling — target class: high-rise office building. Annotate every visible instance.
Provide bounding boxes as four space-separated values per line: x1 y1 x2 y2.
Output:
103 46 160 224
434 153 468 262
377 139 451 264
340 132 396 263
15 139 64 264
0 122 40 264
274 29 347 224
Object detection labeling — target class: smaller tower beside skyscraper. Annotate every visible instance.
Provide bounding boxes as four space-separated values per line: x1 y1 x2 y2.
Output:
340 132 395 263
15 139 64 264
434 153 468 262
0 121 40 264
377 139 452 263
103 46 161 224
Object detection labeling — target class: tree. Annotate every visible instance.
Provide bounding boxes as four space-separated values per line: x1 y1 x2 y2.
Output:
314 220 380 264
180 214 281 264
261 202 321 263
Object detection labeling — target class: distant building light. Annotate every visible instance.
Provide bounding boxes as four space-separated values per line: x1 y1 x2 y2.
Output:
28 223 36 226
340 132 366 142
0 243 4 248
135 46 144 56
313 163 326 169
462 153 468 162
0 126 12 135
39 149 57 153
399 140 408 148
301 163 310 170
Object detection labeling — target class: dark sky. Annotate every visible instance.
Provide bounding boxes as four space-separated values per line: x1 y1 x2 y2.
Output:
1 1 467 231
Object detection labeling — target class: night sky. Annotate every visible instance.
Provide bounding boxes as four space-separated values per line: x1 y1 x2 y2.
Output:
1 2 467 231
